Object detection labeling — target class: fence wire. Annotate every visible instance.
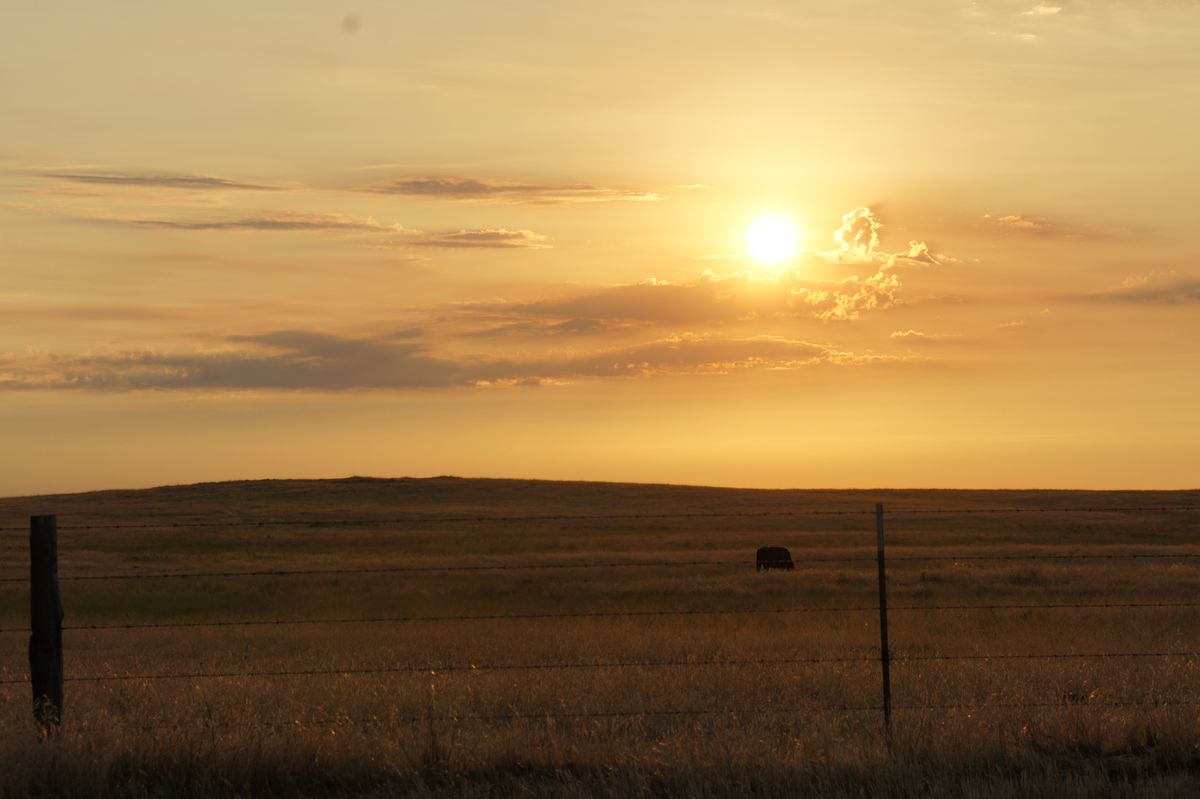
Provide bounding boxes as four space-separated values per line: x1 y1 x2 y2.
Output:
4 551 1200 585
8 698 1199 736
4 600 1200 636
2 649 1199 688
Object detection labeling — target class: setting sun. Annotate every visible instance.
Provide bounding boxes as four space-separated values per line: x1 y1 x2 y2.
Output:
746 215 801 264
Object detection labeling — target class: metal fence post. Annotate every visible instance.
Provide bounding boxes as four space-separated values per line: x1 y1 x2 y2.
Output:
29 514 64 734
875 503 892 743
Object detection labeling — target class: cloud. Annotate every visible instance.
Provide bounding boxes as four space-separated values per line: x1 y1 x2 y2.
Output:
1041 271 1199 305
558 334 892 377
832 207 883 260
1084 278 1200 305
890 330 964 344
468 272 793 326
791 270 902 321
468 268 902 325
363 176 663 204
828 206 954 268
1021 3 1062 16
459 207 954 326
980 213 1111 240
0 330 904 391
67 208 551 250
40 171 278 191
460 318 644 338
407 228 550 249
123 212 412 233
1120 269 1177 289
900 240 954 266
0 301 186 323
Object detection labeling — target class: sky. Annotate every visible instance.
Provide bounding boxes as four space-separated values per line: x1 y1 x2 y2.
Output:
2 1 1198 495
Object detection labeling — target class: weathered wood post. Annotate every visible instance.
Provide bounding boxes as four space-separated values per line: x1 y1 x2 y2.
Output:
29 515 64 734
875 503 892 743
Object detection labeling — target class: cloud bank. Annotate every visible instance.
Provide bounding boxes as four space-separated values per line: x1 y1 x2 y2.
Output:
0 330 898 391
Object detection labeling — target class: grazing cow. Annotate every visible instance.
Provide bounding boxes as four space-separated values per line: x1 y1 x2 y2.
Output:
756 546 794 572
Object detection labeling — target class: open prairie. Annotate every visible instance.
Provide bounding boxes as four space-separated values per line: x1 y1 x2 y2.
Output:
2 478 1199 797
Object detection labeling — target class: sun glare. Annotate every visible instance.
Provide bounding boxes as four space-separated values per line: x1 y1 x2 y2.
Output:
746 215 801 265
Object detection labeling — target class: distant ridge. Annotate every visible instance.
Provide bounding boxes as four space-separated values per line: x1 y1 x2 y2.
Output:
2 476 1196 529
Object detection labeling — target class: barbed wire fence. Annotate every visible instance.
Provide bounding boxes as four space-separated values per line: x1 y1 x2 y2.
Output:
2 504 1199 736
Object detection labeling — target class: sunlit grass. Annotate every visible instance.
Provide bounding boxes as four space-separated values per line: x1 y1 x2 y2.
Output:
1 479 1198 796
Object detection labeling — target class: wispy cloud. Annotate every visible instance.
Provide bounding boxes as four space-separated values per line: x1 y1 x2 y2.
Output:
39 171 279 191
363 176 664 204
1081 277 1200 304
59 209 551 249
125 212 412 233
981 213 1083 238
0 301 189 323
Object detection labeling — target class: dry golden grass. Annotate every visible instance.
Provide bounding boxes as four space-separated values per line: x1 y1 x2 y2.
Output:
1 478 1198 797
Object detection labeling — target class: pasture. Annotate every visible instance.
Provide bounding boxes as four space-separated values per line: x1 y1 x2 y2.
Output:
2 477 1199 797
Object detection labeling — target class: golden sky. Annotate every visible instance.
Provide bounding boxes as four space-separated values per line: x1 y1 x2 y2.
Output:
2 1 1198 494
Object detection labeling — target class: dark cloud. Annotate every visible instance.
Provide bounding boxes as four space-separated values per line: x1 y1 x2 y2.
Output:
0 330 898 391
364 176 663 204
40 172 278 191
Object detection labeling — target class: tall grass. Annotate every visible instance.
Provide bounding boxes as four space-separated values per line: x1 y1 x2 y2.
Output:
1 479 1198 796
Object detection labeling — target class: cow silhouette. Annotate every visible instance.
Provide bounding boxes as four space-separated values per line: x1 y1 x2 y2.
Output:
756 546 794 571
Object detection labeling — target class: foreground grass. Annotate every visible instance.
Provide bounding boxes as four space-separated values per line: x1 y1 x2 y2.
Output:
5 724 1200 798
1 478 1198 797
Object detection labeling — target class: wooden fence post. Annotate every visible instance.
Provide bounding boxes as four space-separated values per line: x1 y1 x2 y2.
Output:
875 503 892 743
29 514 63 734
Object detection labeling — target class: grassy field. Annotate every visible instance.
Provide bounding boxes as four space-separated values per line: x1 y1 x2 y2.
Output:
1 477 1199 797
